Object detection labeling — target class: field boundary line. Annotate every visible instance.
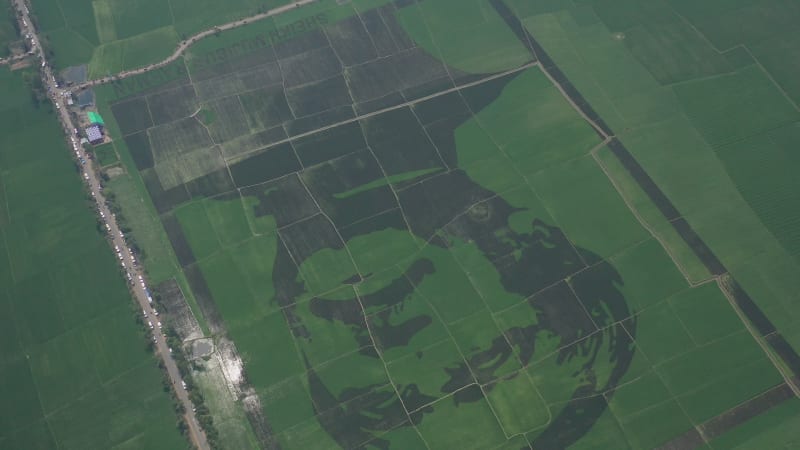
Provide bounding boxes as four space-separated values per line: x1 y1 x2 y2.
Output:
0 226 17 284
668 6 800 113
225 61 540 165
740 45 800 112
657 382 795 449
591 148 703 286
717 275 800 398
4 278 59 448
618 322 709 446
352 286 434 450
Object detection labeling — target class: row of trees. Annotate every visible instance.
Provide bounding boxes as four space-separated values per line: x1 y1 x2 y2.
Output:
156 291 222 449
103 187 221 447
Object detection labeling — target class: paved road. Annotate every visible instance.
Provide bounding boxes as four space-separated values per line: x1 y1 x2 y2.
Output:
12 1 210 448
74 0 317 90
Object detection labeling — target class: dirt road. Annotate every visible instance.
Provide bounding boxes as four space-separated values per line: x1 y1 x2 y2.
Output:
74 0 317 90
13 1 210 448
0 54 26 66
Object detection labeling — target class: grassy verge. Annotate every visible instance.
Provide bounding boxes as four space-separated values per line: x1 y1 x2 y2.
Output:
595 145 711 284
95 84 210 335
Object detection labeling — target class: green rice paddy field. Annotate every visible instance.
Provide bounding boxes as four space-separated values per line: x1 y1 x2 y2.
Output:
0 5 17 57
81 0 800 448
0 69 187 449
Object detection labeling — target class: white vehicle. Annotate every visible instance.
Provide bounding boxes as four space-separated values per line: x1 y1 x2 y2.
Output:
181 380 187 390
147 296 153 304
168 347 172 353
148 321 153 329
121 261 126 268
114 245 119 252
157 321 162 329
105 223 110 231
153 309 159 316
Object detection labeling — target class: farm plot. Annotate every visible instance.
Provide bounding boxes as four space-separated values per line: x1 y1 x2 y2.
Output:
0 5 17 57
668 0 800 103
95 0 800 448
0 68 185 449
93 141 119 166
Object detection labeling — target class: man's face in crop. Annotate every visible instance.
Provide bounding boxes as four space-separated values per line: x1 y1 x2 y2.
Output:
263 75 635 449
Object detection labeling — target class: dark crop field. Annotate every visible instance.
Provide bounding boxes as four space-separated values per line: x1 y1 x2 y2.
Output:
90 0 800 448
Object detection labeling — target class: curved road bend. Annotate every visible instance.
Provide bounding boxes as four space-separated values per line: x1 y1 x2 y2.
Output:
75 0 317 90
14 0 210 448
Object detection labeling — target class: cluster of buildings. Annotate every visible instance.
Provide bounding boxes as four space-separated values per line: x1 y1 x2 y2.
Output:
59 67 107 146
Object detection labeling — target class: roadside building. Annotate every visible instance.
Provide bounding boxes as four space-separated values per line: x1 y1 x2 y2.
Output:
85 124 104 145
75 89 94 108
87 111 105 126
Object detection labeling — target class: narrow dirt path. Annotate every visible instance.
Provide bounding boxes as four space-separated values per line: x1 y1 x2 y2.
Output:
74 0 317 90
